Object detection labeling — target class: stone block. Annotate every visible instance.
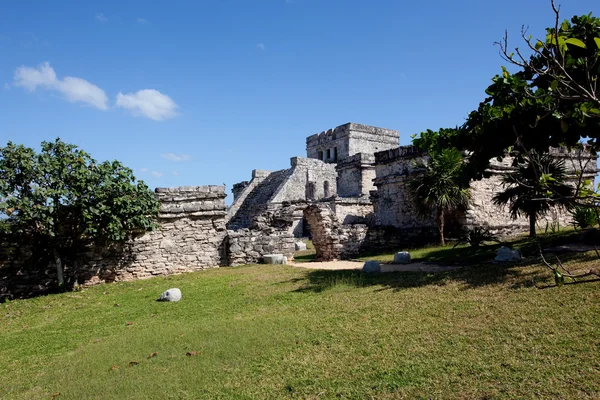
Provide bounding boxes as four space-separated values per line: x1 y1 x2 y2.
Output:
263 254 288 264
362 260 381 273
393 251 411 264
295 242 307 251
159 288 182 302
494 246 521 262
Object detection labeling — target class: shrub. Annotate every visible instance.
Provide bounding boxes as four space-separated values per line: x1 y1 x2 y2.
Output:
570 206 598 229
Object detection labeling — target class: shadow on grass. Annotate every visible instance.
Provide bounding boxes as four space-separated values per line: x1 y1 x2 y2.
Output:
292 263 538 293
292 229 599 293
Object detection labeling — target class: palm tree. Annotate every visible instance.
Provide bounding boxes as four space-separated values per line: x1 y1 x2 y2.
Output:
492 152 574 237
408 148 470 246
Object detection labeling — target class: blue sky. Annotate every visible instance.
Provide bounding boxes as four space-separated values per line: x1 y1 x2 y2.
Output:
1 0 598 203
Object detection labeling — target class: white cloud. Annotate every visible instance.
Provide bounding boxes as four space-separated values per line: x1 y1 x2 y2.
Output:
151 171 164 178
257 43 265 51
161 153 190 162
139 167 149 173
13 62 108 110
137 17 148 24
116 89 178 121
96 13 108 22
171 170 180 176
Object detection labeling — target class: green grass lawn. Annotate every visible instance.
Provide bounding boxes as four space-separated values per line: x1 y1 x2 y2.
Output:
1 239 599 399
359 228 584 265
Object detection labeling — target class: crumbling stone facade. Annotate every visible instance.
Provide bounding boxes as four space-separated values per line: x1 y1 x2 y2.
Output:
336 153 376 197
4 122 597 297
228 123 401 237
1 186 229 299
372 145 598 238
303 204 434 261
227 158 338 231
306 123 400 162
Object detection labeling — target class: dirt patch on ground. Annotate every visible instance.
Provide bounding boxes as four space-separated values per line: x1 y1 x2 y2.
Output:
289 260 459 273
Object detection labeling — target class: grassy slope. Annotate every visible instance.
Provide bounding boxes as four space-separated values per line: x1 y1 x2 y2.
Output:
1 241 599 399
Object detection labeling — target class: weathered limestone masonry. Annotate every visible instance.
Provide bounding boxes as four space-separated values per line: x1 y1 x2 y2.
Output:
228 123 401 241
113 186 228 281
303 203 428 261
372 145 599 237
227 157 337 232
227 169 286 229
303 204 368 260
226 204 297 266
335 153 376 197
306 123 399 162
1 186 228 299
372 146 434 229
330 197 374 225
467 147 598 236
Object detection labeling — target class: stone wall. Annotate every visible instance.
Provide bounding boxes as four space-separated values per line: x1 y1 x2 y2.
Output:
270 157 338 202
466 152 598 235
226 229 295 266
329 197 374 225
1 186 228 300
372 146 435 229
227 169 290 230
226 202 297 265
306 122 399 163
372 145 599 237
336 153 376 198
303 204 435 261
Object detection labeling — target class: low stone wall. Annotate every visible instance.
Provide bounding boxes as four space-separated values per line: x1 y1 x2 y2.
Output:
372 145 598 238
303 204 436 261
226 229 295 266
329 197 374 225
1 186 228 300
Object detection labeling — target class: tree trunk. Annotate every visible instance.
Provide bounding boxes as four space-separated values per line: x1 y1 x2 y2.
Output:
529 214 537 237
53 247 64 287
438 208 445 246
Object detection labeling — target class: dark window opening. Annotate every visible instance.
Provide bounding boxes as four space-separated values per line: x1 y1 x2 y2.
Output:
318 151 323 160
306 182 316 200
326 149 331 159
334 147 338 161
324 181 330 198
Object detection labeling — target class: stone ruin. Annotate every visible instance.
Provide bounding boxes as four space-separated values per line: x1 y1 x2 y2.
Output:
1 122 597 298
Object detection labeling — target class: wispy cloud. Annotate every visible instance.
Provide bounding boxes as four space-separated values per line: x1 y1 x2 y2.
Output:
151 171 164 178
136 17 148 24
257 43 265 51
95 13 108 22
171 170 180 176
161 153 190 162
139 168 149 173
116 89 178 121
13 62 108 110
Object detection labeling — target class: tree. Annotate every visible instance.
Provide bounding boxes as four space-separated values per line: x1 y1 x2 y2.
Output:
498 1 600 118
449 5 600 179
492 151 574 237
408 147 470 246
0 138 160 288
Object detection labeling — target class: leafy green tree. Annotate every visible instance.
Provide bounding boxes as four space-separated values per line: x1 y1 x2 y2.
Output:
492 152 574 237
450 5 600 179
0 139 160 288
408 148 470 246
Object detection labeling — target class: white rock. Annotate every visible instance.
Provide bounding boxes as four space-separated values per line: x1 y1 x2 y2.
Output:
295 242 307 251
362 260 381 273
494 246 522 262
159 288 182 302
393 251 411 264
263 254 288 264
